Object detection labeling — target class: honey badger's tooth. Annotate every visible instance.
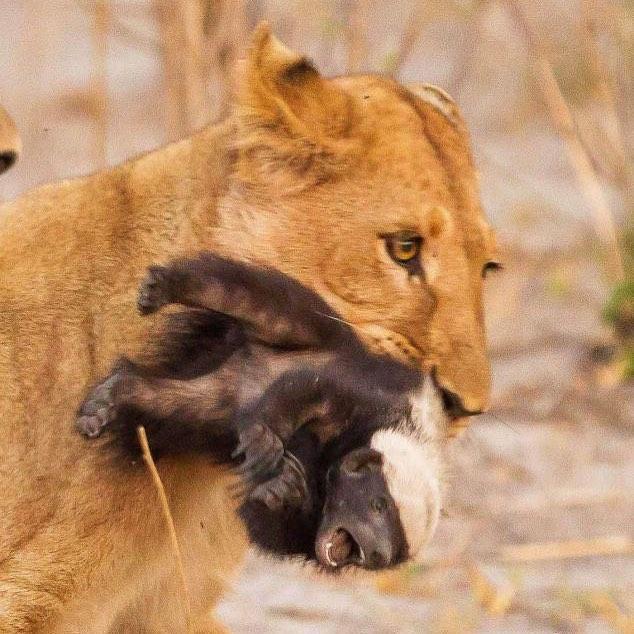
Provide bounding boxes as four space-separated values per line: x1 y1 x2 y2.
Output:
325 542 337 567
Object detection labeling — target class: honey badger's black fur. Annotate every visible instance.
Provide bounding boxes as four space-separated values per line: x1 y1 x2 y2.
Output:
77 253 424 567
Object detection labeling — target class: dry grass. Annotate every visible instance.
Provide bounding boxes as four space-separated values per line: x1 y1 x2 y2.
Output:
506 0 626 282
136 425 192 630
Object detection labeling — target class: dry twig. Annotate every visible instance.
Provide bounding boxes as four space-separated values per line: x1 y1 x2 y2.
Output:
500 535 632 562
137 425 192 630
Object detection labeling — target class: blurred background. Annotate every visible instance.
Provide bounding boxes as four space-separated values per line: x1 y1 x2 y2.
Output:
1 0 632 631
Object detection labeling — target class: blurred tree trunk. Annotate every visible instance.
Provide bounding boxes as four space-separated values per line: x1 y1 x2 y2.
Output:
346 0 369 73
203 0 248 118
92 0 109 168
154 0 208 140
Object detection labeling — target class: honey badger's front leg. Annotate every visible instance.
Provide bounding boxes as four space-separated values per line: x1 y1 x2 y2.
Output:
233 368 389 510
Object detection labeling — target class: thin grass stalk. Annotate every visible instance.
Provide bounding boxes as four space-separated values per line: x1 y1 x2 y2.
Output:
137 426 192 631
506 0 624 282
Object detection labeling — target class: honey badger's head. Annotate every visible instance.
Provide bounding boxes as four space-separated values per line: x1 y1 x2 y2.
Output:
239 377 445 571
316 377 444 570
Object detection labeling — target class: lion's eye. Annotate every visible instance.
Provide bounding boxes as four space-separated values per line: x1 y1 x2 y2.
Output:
383 231 423 273
482 261 503 278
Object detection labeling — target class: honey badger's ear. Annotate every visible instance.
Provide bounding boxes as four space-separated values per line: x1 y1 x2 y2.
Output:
234 22 358 189
341 447 383 475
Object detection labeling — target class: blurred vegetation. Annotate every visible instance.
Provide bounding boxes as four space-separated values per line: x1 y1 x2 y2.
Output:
603 235 634 379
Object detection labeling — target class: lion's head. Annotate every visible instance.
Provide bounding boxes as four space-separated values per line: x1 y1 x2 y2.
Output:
213 24 498 429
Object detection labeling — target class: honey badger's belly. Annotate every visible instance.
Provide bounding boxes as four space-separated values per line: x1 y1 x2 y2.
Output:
235 346 335 408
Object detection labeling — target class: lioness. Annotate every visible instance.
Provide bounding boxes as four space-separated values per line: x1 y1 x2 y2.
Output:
0 24 497 633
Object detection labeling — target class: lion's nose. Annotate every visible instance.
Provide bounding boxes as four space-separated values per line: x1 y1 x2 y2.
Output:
439 385 482 419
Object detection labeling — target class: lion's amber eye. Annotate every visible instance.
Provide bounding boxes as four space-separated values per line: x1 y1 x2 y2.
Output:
383 231 423 273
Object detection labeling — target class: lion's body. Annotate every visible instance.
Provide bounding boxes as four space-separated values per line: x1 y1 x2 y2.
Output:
0 125 242 633
0 25 497 632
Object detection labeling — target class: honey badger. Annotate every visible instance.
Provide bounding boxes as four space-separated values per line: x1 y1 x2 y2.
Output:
77 253 446 569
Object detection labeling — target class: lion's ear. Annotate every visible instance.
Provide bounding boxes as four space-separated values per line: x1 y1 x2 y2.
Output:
406 83 464 129
406 82 479 208
234 22 357 189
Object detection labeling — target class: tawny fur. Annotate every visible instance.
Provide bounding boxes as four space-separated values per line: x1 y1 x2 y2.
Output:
0 23 497 633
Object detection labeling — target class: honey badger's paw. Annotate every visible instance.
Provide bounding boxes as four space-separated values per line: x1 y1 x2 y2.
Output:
137 265 173 315
75 366 126 438
232 422 285 487
76 377 116 438
249 452 309 511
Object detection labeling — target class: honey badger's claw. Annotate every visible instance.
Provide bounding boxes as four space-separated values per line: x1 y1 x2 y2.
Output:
233 423 284 484
76 401 114 438
248 451 309 511
138 265 171 315
76 413 108 438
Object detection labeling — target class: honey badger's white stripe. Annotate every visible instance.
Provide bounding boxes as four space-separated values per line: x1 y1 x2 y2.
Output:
371 377 445 559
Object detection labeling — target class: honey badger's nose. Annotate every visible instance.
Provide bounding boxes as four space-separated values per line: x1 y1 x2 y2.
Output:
366 546 390 569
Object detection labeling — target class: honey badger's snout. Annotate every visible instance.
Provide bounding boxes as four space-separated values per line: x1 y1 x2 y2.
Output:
315 522 396 570
315 447 407 570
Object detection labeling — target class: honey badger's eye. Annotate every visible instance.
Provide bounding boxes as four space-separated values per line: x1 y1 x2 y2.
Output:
482 260 503 278
371 496 387 513
382 231 423 274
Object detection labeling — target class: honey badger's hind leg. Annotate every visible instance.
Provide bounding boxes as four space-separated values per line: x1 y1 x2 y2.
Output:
76 358 131 438
233 368 350 510
247 451 309 511
136 253 360 349
75 357 235 458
